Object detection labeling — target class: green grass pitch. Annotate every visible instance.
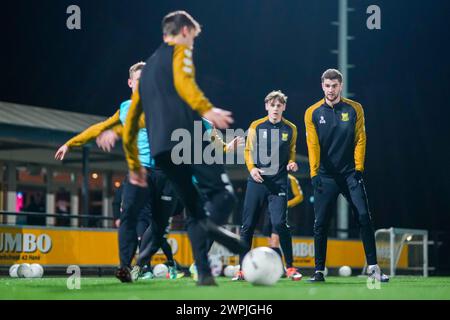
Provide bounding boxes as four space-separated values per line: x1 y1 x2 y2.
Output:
1 276 450 300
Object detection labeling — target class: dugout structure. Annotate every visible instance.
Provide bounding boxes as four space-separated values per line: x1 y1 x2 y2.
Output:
362 227 429 277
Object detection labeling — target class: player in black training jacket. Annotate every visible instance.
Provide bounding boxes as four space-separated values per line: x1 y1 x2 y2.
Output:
304 69 389 283
234 90 302 281
123 11 246 286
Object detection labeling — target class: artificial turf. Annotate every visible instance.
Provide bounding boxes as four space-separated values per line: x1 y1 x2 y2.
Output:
1 276 450 300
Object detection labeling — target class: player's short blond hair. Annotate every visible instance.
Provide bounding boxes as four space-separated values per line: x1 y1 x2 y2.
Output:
129 61 146 79
264 90 288 105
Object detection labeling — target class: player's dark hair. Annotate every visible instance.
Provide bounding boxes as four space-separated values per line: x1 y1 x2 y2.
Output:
321 69 343 83
162 11 201 36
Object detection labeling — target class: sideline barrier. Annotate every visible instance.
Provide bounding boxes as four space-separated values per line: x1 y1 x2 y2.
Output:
0 225 408 268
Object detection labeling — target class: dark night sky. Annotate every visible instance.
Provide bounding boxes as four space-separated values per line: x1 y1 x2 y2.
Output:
1 1 450 232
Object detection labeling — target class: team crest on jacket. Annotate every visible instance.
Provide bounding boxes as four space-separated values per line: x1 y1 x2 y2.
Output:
341 112 349 122
282 132 289 141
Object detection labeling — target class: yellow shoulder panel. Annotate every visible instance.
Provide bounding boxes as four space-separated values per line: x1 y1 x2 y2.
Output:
65 110 120 148
172 44 213 115
304 99 323 177
343 98 366 172
287 174 304 208
123 86 143 171
282 118 298 163
244 116 268 172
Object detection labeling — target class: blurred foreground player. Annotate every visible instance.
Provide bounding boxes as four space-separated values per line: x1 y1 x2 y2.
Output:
55 62 182 281
304 69 389 282
123 11 247 286
97 127 184 280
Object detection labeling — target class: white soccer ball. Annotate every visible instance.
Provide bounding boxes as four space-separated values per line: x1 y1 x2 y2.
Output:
339 265 352 277
9 264 20 278
30 264 44 278
224 265 236 278
242 247 284 286
153 264 169 278
17 263 33 278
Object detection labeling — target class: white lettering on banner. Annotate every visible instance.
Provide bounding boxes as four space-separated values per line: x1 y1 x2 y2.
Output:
2 233 22 252
37 234 52 253
0 233 52 254
292 242 315 258
23 233 37 252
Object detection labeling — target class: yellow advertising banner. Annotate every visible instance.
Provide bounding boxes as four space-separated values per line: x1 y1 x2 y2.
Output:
216 237 407 268
0 225 119 266
0 225 407 268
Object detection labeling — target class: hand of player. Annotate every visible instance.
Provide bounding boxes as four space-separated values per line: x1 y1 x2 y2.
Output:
55 145 69 160
96 130 119 152
128 167 147 187
203 108 234 129
226 136 245 152
287 162 298 172
250 168 264 183
114 219 120 228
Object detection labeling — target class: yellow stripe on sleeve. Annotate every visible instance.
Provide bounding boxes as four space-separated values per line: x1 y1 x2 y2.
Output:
65 110 120 148
287 174 304 208
344 98 366 172
283 118 298 163
304 101 322 178
244 117 267 173
112 110 145 138
172 44 214 115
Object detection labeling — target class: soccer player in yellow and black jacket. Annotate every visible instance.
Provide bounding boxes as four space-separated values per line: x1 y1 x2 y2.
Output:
122 11 246 286
304 69 389 282
233 90 302 281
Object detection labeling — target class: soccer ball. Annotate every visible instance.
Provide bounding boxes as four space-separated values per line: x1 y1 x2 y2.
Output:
30 264 44 278
339 265 352 277
153 264 169 278
9 264 20 278
17 263 33 278
242 247 284 286
223 265 236 278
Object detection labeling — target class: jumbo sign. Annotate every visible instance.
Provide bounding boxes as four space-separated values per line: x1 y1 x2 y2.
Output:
0 232 52 253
